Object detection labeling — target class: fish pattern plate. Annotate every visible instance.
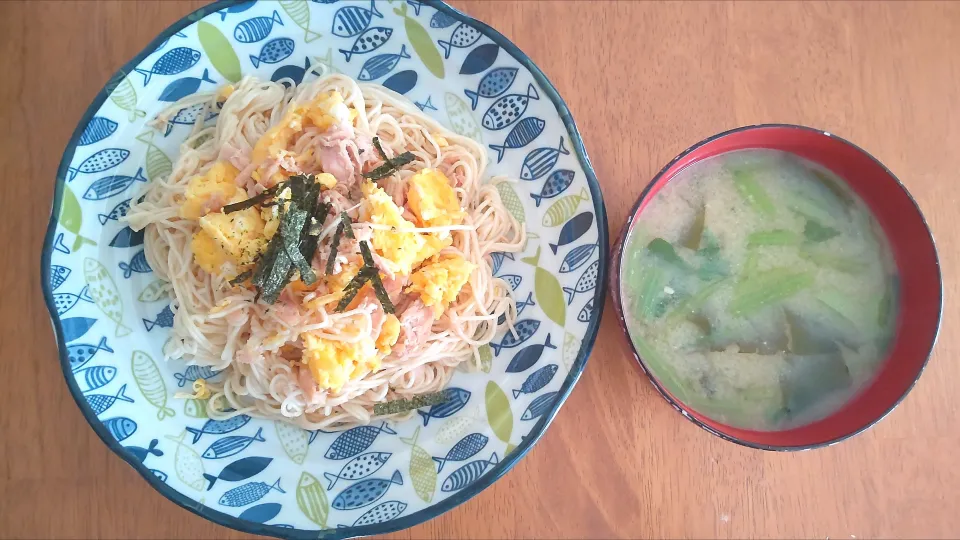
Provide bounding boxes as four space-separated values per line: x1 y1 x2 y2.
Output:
42 1 607 538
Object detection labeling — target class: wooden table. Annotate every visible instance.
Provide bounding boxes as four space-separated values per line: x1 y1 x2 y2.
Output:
2 1 958 538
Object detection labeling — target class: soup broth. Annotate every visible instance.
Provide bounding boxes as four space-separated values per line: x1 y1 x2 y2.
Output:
622 149 898 431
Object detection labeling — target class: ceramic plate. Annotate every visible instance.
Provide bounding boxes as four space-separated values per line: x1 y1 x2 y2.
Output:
42 1 607 537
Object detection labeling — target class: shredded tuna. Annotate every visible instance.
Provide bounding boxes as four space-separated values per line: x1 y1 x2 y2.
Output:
391 299 433 359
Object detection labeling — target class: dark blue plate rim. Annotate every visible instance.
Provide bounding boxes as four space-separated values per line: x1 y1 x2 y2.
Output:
40 1 609 538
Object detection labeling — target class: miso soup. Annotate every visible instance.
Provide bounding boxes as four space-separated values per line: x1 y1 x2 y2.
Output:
622 149 898 431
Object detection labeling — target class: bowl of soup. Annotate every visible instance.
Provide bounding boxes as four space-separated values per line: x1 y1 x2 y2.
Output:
611 124 941 450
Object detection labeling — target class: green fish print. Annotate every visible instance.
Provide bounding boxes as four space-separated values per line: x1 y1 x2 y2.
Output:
562 331 580 371
444 92 481 141
184 398 208 419
435 408 481 445
313 48 339 76
135 131 173 182
506 443 517 455
495 181 525 223
279 0 323 43
164 431 206 491
83 258 132 337
543 187 590 228
197 21 241 83
131 350 175 420
485 381 513 445
522 247 566 326
399 426 437 503
106 71 146 122
138 279 170 303
275 421 310 464
394 3 444 79
478 343 493 373
59 186 97 251
296 471 329 528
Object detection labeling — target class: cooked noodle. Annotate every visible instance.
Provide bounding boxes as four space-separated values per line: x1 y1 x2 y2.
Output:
127 72 525 430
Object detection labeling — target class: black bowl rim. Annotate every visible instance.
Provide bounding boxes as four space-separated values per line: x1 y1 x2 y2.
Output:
611 123 943 452
40 1 610 538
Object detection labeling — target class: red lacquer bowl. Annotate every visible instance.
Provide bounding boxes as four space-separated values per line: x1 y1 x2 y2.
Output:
611 124 942 450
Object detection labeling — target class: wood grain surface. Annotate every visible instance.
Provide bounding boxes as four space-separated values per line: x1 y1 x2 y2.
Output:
1 1 958 538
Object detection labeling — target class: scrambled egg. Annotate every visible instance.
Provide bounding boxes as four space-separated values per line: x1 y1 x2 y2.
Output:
377 315 401 354
180 161 242 219
326 261 361 292
302 333 379 391
407 255 476 318
192 207 266 276
407 169 465 228
360 181 446 275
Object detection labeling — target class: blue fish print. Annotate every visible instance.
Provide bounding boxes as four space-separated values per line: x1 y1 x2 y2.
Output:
86 383 135 415
325 422 397 460
98 198 131 225
52 233 70 254
521 391 559 421
441 453 499 492
513 364 559 398
174 365 220 387
506 334 555 372
482 83 539 131
521 137 569 182
578 297 595 323
563 259 599 304
271 57 312 87
203 427 267 459
340 27 392 61
382 70 418 95
109 226 144 248
74 365 117 393
234 10 283 43
406 0 423 15
125 438 163 463
67 148 130 181
532 169 576 206
78 117 118 146
238 502 282 524
438 23 481 59
158 69 216 102
491 319 540 355
560 243 598 273
417 388 471 426
218 0 256 20
153 31 188 53
358 45 410 81
550 212 594 254
490 251 514 275
496 291 534 326
163 104 219 136
323 451 391 489
150 469 169 483
135 47 201 85
68 336 112 371
203 456 273 490
466 66 519 110
54 286 93 315
142 304 174 331
488 117 545 163
415 96 437 111
352 500 407 526
250 37 295 68
83 167 148 201
332 470 403 510
430 11 458 29
432 433 488 472
186 415 252 443
103 417 138 442
460 43 499 75
50 265 70 291
120 250 152 278
62 316 97 343
332 1 383 38
219 477 284 507
501 274 522 291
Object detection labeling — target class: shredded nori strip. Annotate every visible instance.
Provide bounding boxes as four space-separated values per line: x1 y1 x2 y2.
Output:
229 268 254 286
358 241 395 314
280 207 316 285
362 152 416 181
340 212 355 239
325 221 345 276
222 181 287 214
335 267 376 312
373 391 450 415
358 240 377 268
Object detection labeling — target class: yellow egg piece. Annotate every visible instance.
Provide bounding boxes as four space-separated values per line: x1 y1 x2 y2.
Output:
302 332 379 391
360 181 428 276
304 91 351 131
407 255 476 318
407 169 465 228
191 208 267 277
377 314 401 355
180 161 242 219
